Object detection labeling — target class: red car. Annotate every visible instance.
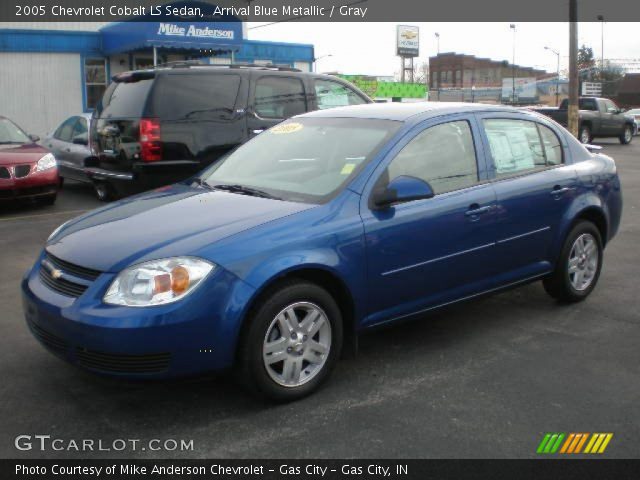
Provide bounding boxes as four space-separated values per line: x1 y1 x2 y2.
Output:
0 116 59 205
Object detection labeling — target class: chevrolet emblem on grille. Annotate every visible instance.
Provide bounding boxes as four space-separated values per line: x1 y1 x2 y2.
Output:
42 259 63 279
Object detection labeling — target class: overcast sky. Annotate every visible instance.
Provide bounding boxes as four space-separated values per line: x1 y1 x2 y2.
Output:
247 22 640 77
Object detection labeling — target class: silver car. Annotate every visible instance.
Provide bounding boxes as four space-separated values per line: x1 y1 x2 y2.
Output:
626 108 640 135
43 114 102 193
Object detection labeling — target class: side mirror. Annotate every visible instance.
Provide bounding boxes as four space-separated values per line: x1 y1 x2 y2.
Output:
372 175 435 209
28 134 40 143
72 134 88 145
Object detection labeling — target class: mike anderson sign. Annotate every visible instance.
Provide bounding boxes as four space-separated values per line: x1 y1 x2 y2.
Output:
157 23 234 39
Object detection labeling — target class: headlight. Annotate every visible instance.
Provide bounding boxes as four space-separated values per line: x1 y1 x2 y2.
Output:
104 257 215 307
35 153 56 172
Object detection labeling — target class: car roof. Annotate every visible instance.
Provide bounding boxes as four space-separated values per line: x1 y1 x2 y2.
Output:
299 102 522 122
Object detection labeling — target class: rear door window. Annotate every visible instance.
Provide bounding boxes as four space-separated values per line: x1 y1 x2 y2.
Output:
254 76 307 119
98 79 154 118
579 98 597 111
313 79 367 109
151 73 241 121
483 119 557 177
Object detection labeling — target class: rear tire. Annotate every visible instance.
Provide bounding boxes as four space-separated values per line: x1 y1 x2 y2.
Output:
543 221 603 303
619 125 633 145
237 280 343 402
579 125 592 144
93 181 113 202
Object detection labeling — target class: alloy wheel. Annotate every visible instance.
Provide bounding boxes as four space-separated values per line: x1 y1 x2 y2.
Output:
568 233 599 291
262 302 331 388
580 128 590 144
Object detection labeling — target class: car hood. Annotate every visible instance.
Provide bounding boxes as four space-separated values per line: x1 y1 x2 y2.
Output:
0 143 49 165
47 184 316 272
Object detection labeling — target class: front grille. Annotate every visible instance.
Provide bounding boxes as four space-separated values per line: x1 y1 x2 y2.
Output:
45 252 101 281
0 167 9 179
39 268 88 297
75 348 171 374
14 164 31 178
27 318 69 355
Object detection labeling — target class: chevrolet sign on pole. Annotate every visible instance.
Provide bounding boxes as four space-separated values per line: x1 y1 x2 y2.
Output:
396 25 419 57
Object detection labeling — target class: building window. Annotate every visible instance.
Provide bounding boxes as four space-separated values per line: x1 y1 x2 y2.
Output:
84 58 107 111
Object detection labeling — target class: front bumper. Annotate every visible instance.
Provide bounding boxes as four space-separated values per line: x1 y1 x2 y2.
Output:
21 253 256 378
0 168 58 201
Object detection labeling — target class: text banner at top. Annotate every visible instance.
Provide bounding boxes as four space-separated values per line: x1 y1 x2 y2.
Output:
2 0 640 22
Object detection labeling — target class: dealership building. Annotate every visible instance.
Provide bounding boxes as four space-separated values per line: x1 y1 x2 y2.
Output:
0 18 314 136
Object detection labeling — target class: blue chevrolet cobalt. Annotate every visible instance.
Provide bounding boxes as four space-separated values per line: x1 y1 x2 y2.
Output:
23 103 622 400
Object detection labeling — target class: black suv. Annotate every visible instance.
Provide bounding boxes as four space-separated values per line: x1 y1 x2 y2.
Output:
88 63 372 200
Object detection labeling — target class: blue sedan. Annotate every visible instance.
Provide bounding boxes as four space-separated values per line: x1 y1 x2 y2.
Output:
22 103 622 401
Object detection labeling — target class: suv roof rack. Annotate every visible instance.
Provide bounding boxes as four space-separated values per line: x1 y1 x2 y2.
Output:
151 60 301 72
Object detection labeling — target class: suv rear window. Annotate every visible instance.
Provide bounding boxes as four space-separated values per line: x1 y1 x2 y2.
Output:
97 79 154 118
150 73 241 121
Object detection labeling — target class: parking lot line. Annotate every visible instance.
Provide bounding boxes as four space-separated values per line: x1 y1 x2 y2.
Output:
0 209 87 223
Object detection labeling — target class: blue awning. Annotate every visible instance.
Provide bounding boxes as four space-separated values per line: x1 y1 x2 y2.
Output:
100 20 243 55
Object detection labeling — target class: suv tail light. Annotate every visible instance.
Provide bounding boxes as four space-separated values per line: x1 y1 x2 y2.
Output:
139 118 161 162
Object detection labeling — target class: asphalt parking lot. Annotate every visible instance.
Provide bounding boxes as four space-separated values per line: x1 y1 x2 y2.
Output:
1 139 639 459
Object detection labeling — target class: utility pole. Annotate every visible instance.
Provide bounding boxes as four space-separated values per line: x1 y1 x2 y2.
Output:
545 46 561 106
510 24 516 104
568 0 579 137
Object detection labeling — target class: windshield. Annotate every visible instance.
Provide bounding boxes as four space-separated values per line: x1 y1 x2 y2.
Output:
0 118 31 144
200 117 400 204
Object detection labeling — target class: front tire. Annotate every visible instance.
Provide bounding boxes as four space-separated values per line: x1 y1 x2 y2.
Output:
543 221 603 302
619 125 633 145
38 194 57 206
238 280 343 401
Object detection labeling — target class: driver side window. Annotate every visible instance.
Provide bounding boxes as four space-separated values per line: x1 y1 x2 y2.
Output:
54 117 78 143
384 120 479 195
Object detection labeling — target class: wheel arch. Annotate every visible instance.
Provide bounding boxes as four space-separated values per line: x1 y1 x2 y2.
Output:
235 265 359 361
573 206 608 246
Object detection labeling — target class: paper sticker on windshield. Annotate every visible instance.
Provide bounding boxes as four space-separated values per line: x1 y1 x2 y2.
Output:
341 163 356 175
270 123 303 135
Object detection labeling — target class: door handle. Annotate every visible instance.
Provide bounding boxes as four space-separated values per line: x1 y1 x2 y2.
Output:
465 205 493 217
251 129 264 135
550 186 571 196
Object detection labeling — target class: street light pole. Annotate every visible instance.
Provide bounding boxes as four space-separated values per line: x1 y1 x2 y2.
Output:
545 46 561 106
597 15 605 71
510 24 516 104
435 32 440 54
313 54 332 73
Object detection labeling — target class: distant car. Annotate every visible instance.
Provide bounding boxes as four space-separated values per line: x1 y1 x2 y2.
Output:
532 97 635 145
0 116 58 205
43 114 100 194
24 103 621 401
626 108 640 135
91 63 372 200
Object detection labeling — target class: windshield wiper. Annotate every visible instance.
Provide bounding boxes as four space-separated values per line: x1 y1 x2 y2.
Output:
212 183 281 200
191 177 214 190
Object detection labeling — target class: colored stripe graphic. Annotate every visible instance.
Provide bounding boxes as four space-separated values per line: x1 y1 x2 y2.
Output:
539 433 614 454
584 433 614 454
537 433 565 454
